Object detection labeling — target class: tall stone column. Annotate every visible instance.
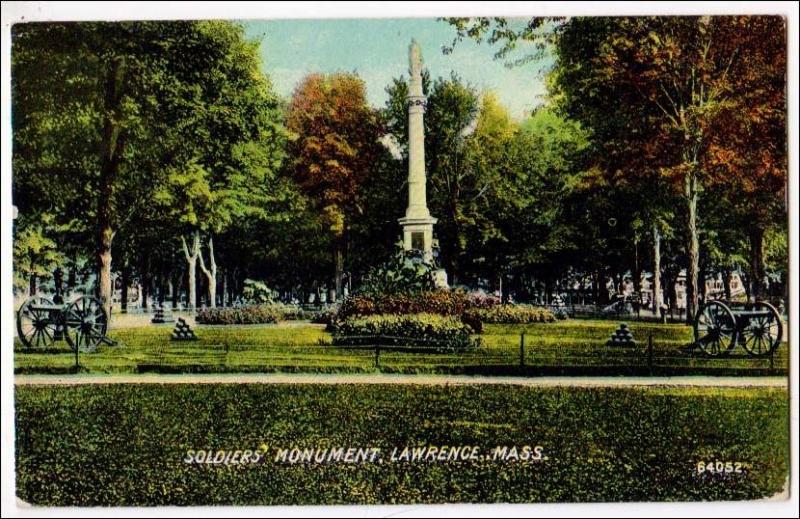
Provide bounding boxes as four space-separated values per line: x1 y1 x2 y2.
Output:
398 39 437 259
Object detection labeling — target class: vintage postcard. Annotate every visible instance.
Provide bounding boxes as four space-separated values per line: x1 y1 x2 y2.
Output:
2 2 797 515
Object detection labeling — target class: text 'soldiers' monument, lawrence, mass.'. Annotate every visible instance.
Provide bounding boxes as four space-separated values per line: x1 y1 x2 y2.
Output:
399 40 447 286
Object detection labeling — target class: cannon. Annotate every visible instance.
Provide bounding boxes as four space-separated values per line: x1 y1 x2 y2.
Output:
16 295 109 352
693 300 782 357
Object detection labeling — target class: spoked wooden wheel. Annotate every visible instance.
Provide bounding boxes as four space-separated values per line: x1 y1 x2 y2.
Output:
693 301 736 356
739 301 782 357
63 296 108 353
16 297 58 349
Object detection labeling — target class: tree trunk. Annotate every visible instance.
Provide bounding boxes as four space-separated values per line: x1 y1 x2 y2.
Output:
172 269 181 308
333 239 344 302
29 273 36 297
222 272 228 307
121 265 130 313
141 277 149 311
181 232 200 310
652 224 662 312
685 171 699 323
198 236 218 308
96 227 114 316
96 56 127 317
722 268 732 300
749 227 765 301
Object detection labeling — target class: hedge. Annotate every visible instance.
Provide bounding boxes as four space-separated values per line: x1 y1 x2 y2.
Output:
333 313 478 352
464 304 556 325
14 384 790 505
195 304 325 325
338 289 500 319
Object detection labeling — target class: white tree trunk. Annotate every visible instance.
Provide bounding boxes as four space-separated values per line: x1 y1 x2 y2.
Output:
181 232 200 310
198 235 218 308
652 223 662 312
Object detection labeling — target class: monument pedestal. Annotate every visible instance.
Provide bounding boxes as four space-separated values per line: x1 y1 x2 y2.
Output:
398 215 437 261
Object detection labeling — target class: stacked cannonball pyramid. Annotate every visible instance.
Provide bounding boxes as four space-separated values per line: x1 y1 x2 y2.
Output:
151 304 175 324
606 323 636 347
171 318 198 341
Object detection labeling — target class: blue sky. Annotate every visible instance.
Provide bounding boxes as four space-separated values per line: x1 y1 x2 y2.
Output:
241 18 554 120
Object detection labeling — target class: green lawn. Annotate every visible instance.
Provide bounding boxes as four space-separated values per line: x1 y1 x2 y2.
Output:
14 319 787 375
15 384 789 505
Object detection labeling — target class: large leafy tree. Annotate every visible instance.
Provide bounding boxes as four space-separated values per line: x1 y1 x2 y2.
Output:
12 21 288 311
446 16 787 315
286 73 384 299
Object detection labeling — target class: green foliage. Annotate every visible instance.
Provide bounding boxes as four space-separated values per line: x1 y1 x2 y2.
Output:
195 304 284 325
15 384 789 505
194 302 327 325
339 288 499 319
12 218 64 291
12 20 290 303
241 279 278 304
358 248 438 296
333 313 478 352
464 305 555 325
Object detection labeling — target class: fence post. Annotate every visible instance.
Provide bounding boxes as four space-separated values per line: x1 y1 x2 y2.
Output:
647 333 654 376
519 332 526 368
769 347 774 372
375 343 380 369
74 346 79 372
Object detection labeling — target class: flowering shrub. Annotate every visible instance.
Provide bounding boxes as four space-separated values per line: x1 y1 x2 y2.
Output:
333 313 478 352
358 249 438 296
339 289 500 319
463 304 555 324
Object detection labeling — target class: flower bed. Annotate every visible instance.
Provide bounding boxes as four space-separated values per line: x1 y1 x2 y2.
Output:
333 313 478 352
338 289 500 319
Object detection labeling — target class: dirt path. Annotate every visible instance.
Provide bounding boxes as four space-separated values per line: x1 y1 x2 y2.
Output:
14 373 788 387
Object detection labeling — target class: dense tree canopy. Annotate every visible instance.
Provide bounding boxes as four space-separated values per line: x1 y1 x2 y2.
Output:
11 17 788 314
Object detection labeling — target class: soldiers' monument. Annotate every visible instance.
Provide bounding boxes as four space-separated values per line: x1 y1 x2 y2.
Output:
399 40 447 286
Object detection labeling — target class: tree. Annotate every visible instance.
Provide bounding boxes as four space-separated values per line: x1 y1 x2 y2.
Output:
700 17 787 299
286 73 384 299
12 215 64 295
445 16 787 315
13 21 288 311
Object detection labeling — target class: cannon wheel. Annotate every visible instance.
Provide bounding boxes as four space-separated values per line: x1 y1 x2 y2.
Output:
739 301 782 357
63 296 108 353
693 301 736 356
16 297 58 349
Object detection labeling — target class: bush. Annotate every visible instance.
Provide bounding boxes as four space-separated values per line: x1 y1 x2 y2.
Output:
195 304 284 325
333 313 478 352
464 304 555 324
339 289 500 319
359 249 438 296
241 279 278 304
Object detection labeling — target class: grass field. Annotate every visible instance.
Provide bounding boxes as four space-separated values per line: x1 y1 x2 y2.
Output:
15 383 789 505
13 319 787 375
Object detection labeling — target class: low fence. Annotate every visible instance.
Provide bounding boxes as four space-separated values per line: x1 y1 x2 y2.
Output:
16 331 787 377
325 333 785 376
